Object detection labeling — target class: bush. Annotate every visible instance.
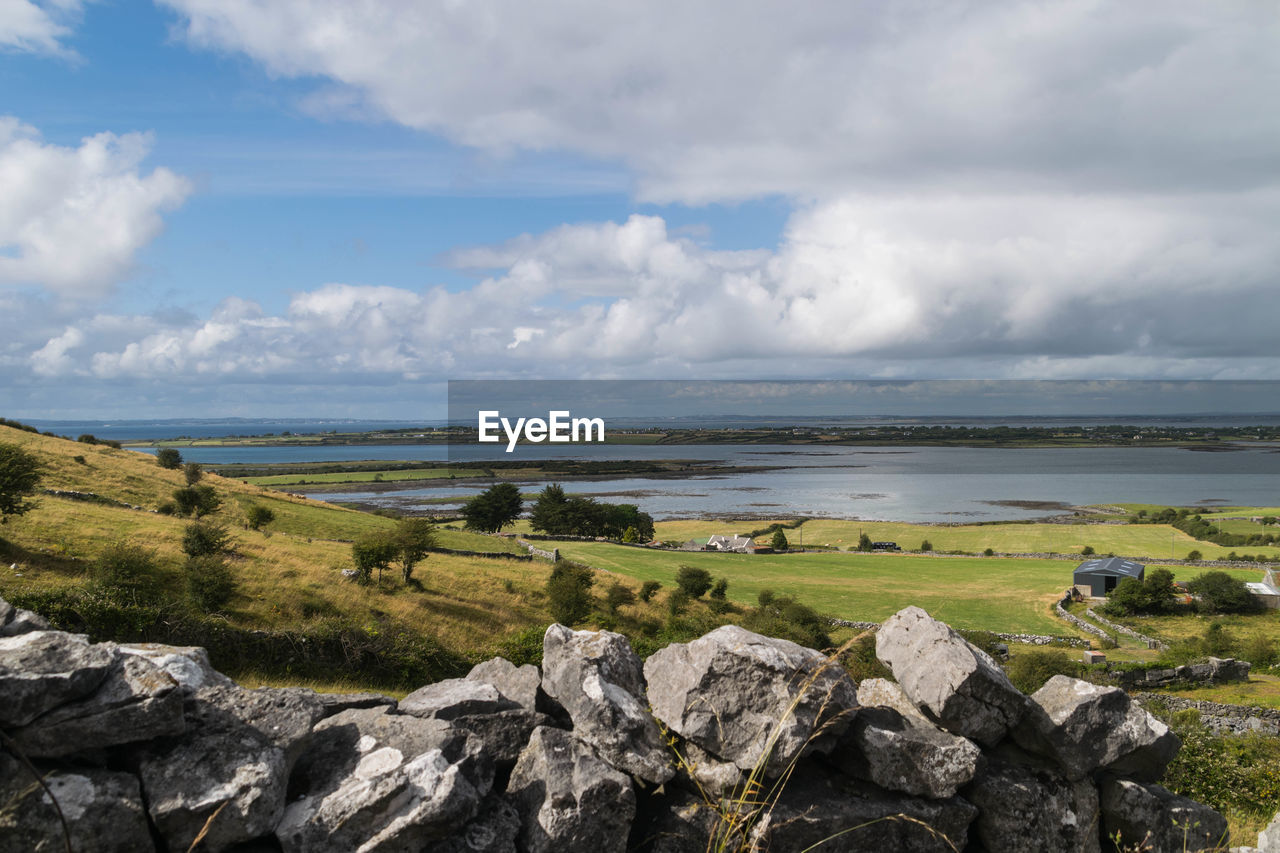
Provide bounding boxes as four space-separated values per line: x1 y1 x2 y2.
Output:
919 539 933 552
0 442 44 521
72 455 86 465
666 588 690 618
1004 649 1084 694
183 462 203 485
245 504 276 531
157 502 177 516
841 634 892 681
639 580 662 602
605 582 636 614
182 520 231 558
185 555 236 612
173 485 221 517
1102 568 1178 616
741 592 831 650
1160 712 1280 823
621 526 640 544
156 448 183 469
91 542 158 594
675 565 713 598
770 529 789 551
352 532 398 583
1081 545 1095 556
1187 549 1203 561
857 533 873 552
983 547 995 557
1188 571 1261 614
709 577 729 600
546 561 595 624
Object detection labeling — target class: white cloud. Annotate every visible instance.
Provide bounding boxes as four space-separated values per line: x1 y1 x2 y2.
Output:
0 0 86 57
0 117 192 298
160 0 1280 203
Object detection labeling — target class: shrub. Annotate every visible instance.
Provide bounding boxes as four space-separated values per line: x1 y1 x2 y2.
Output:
352 532 398 583
392 517 437 583
983 547 995 557
1081 545 1095 556
0 442 43 521
639 580 662 602
675 565 713 598
621 525 640 544
1004 649 1084 694
857 533 873 552
709 577 729 600
173 485 221 517
245 504 276 531
741 592 831 650
91 542 158 593
605 582 636 614
183 462 203 485
1102 568 1178 616
919 539 933 552
182 520 231 558
1187 549 1203 561
185 555 236 612
546 561 595 624
666 588 690 619
770 529 789 551
1188 571 1261 614
156 448 183 469
72 455 86 465
157 502 177 516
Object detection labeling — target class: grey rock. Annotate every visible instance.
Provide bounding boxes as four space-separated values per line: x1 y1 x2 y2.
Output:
856 677 932 722
0 754 154 853
1015 675 1180 781
830 705 982 799
507 726 636 853
278 705 491 852
1260 810 1280 852
965 752 1101 853
644 624 857 776
269 686 397 717
401 677 520 721
0 594 49 637
632 790 725 853
0 630 117 727
451 708 554 767
468 656 541 711
188 683 326 769
875 606 1027 746
542 623 674 784
747 768 978 853
9 652 184 757
673 739 745 799
117 642 234 694
1100 776 1229 853
429 796 521 853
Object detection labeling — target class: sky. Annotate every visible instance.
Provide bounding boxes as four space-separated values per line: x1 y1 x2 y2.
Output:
2 1 1279 419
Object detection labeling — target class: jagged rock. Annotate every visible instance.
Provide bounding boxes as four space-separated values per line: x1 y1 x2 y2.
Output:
8 653 184 757
401 677 521 721
278 705 491 852
630 790 725 853
0 630 118 727
507 726 636 853
644 625 857 776
855 677 931 721
965 752 1101 853
450 708 555 767
673 739 745 799
1014 675 1180 781
541 624 674 784
430 796 521 853
270 686 398 717
1100 776 1229 853
138 684 325 851
117 642 235 694
747 767 978 853
1260 810 1280 852
0 754 154 853
875 606 1027 746
0 594 50 637
829 705 982 799
468 656 541 711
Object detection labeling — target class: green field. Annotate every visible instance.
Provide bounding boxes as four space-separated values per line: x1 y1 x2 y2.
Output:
549 541 1081 636
244 468 487 486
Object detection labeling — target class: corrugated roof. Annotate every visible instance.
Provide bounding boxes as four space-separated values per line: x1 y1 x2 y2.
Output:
1073 557 1145 578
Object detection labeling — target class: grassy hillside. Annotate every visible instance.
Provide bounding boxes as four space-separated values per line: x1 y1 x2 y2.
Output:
0 425 549 686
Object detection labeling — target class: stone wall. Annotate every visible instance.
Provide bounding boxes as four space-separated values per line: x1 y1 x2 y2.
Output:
828 617 1090 648
0 595 1233 853
1055 592 1113 641
515 539 559 562
1134 692 1280 737
1085 607 1168 651
1104 657 1251 690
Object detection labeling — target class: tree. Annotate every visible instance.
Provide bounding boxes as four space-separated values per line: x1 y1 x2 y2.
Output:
546 562 595 624
352 532 398 583
183 462 203 485
675 565 713 598
529 483 570 535
1186 550 1203 561
461 483 522 533
173 485 221 517
1188 571 1260 614
182 520 231 558
1104 568 1179 616
393 518 437 583
771 529 789 551
857 533 873 552
0 442 43 522
156 448 183 469
621 526 640 544
245 504 275 531
185 555 236 613
920 539 933 552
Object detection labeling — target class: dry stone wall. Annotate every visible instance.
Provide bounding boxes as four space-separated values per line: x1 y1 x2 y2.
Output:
0 595 1238 853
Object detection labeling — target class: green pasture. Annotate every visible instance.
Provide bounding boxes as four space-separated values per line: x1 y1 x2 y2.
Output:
244 468 486 486
550 541 1081 636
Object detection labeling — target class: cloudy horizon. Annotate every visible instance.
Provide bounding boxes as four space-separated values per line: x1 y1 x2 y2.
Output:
3 1 1278 418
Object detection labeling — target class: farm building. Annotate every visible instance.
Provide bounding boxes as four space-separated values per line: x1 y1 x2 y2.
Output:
707 534 754 553
1074 557 1145 597
1246 568 1280 610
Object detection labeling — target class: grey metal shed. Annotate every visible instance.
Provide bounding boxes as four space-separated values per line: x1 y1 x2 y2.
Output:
1073 557 1145 597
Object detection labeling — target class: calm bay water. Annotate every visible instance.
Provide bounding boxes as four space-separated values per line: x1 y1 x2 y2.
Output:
138 442 1280 523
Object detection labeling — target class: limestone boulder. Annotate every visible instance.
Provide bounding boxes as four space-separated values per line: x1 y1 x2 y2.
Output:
964 752 1101 853
1259 810 1280 852
830 705 982 799
644 625 857 776
507 726 636 853
541 624 673 784
8 652 184 757
0 594 49 637
1014 675 1180 781
117 642 234 694
400 677 520 721
450 708 555 768
875 606 1027 746
0 630 117 727
468 656 541 711
1099 776 1229 853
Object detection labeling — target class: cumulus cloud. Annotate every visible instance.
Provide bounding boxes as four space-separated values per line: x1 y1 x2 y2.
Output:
0 0 86 57
161 0 1280 202
16 197 1280 391
0 117 192 298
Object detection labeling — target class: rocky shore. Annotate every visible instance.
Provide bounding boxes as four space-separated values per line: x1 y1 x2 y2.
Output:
1 595 1269 852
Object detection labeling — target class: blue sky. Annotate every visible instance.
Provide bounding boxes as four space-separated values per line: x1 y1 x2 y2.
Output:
2 2 1278 418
